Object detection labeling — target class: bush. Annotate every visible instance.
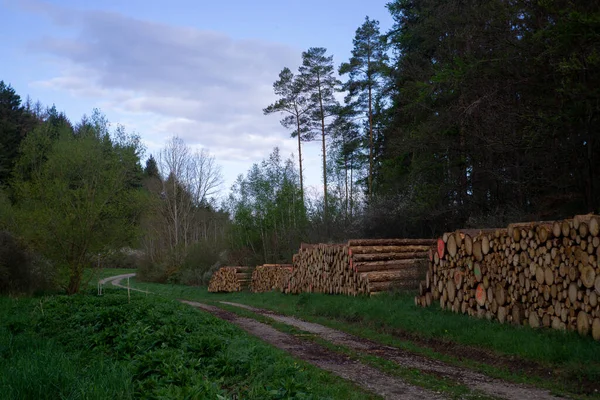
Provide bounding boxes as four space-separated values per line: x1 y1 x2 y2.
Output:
179 241 225 286
136 257 169 284
0 231 56 295
99 248 144 270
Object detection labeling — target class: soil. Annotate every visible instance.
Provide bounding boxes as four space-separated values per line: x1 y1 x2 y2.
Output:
181 300 443 400
219 301 565 400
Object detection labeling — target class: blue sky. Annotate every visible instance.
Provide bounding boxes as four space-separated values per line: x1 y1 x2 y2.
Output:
1 0 394 197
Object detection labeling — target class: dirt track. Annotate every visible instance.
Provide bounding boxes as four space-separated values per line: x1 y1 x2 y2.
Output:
219 301 562 400
181 300 444 400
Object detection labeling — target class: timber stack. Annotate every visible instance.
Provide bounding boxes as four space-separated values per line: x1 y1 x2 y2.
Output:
208 266 253 293
415 214 600 340
349 239 435 295
286 239 435 296
250 264 293 293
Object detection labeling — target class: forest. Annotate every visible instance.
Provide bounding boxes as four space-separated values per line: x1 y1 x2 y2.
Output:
0 0 598 294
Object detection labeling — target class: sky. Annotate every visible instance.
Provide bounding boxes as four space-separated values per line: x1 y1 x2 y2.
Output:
0 0 394 198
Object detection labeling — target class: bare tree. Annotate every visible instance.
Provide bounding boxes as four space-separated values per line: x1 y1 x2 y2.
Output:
157 136 223 265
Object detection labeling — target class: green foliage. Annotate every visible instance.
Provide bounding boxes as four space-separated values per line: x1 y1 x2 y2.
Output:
228 148 306 265
0 291 373 399
11 111 147 294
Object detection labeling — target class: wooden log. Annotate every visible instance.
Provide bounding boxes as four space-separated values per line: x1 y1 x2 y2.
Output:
369 280 420 292
577 311 590 336
437 238 445 259
361 269 421 283
355 259 426 273
351 252 428 262
447 234 458 258
350 245 433 254
592 318 600 341
348 238 436 247
529 312 540 328
476 283 486 306
582 266 596 289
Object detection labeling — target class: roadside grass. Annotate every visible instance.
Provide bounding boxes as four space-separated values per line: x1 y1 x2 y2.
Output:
0 289 378 400
128 278 600 397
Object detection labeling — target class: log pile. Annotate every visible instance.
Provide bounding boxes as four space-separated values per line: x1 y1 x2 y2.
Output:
208 267 253 293
349 239 435 295
250 264 293 293
287 243 360 295
415 214 600 340
286 239 435 296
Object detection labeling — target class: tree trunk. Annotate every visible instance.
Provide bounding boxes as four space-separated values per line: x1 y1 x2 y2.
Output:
296 114 304 204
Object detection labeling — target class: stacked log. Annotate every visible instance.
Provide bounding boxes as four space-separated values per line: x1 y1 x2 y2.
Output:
287 243 362 295
208 267 253 293
286 239 435 296
415 214 600 340
348 239 435 295
250 264 294 293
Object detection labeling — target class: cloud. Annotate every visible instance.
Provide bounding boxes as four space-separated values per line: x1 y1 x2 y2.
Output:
22 0 304 163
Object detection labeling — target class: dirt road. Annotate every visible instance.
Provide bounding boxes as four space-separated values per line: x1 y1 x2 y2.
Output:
181 300 444 400
219 301 562 400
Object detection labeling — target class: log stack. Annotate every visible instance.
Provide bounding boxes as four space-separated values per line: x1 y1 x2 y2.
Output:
348 239 435 295
208 266 253 293
285 239 435 296
287 243 361 295
250 264 294 293
415 214 600 340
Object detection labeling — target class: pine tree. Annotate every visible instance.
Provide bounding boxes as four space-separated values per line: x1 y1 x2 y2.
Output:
339 16 388 200
299 47 340 227
263 67 312 203
144 155 160 178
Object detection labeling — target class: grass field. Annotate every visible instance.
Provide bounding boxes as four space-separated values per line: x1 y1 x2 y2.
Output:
0 287 377 400
127 276 600 397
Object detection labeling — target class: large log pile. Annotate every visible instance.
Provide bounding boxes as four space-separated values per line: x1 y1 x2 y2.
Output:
250 264 293 293
415 214 600 340
285 239 435 296
208 267 253 293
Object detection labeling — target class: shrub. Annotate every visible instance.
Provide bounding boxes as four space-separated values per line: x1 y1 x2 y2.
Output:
0 231 56 294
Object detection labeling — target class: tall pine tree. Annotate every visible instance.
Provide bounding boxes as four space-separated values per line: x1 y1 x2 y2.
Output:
339 17 388 199
263 67 312 203
299 47 340 226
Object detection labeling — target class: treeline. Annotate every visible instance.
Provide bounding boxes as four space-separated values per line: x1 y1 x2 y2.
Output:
1 1 598 293
265 1 600 241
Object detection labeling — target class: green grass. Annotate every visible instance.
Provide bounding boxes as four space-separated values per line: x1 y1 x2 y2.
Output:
127 279 600 397
0 289 379 400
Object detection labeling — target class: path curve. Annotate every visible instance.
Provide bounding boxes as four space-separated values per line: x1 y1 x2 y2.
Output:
99 273 150 294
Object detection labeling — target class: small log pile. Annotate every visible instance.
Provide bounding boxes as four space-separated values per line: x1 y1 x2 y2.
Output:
250 264 294 293
208 266 253 293
415 214 600 340
286 239 435 296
